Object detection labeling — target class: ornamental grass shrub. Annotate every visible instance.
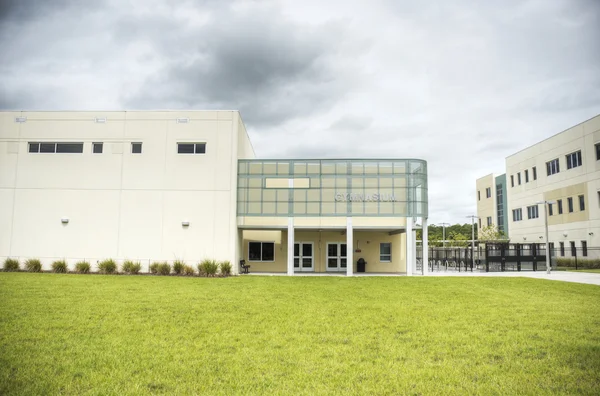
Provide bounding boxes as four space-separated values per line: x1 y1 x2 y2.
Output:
75 261 91 274
220 261 232 277
198 259 218 277
157 262 171 276
173 260 185 275
557 258 600 269
3 258 20 272
98 259 117 274
183 265 195 276
25 258 42 272
51 260 68 273
122 260 142 274
149 262 160 274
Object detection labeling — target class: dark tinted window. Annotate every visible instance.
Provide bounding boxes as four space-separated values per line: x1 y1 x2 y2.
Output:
195 143 206 154
262 243 275 261
178 143 194 154
28 143 40 153
40 143 55 153
93 142 103 154
132 142 142 154
56 143 83 153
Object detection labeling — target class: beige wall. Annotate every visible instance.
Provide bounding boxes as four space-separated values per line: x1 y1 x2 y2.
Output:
506 114 600 246
0 111 243 270
242 229 405 273
476 174 496 231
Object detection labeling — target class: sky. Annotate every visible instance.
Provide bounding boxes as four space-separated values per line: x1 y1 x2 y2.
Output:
1 0 599 224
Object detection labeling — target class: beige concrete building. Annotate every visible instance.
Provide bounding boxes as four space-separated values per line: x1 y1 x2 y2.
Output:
477 114 600 258
476 173 508 237
0 111 429 275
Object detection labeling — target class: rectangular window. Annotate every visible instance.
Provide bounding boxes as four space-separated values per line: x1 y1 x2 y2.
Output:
486 187 491 198
546 158 560 176
131 142 142 154
566 150 582 169
496 183 504 233
478 218 482 228
557 199 563 214
525 169 529 183
579 195 585 211
532 167 537 180
512 208 522 222
527 205 539 219
517 172 521 185
28 142 83 153
487 216 492 226
570 241 576 257
478 191 480 201
511 175 514 187
92 142 103 154
177 142 206 154
248 242 275 261
596 143 600 161
380 242 391 262
548 203 553 216
567 197 574 213
559 242 565 257
582 241 588 257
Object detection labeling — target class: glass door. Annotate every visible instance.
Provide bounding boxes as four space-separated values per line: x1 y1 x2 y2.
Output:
326 243 347 271
294 242 314 271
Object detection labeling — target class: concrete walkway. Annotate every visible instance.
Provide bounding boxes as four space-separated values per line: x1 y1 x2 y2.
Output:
425 270 600 286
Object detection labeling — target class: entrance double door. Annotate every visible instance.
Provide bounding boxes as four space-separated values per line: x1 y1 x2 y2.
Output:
327 243 347 272
294 242 314 272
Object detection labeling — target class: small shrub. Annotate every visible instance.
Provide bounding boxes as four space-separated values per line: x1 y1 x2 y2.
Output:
198 259 218 277
98 259 117 274
220 261 232 277
173 260 185 275
51 260 68 273
122 260 142 274
75 261 91 274
3 258 20 272
157 262 171 276
557 257 600 269
25 258 42 272
183 265 195 276
150 262 160 274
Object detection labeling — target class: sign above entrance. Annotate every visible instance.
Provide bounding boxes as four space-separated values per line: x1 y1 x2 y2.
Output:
335 193 397 202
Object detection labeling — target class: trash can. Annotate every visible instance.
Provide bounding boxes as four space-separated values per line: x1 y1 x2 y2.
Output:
357 258 367 273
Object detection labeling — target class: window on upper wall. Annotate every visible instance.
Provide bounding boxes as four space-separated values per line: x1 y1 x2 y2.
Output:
570 241 576 257
510 175 514 187
546 158 559 176
380 243 391 262
486 187 491 198
548 203 553 216
131 142 142 154
527 205 539 219
28 142 84 153
579 195 585 211
478 191 481 201
512 208 523 221
596 143 600 161
92 142 103 154
248 242 275 261
177 142 206 154
557 199 563 214
487 216 492 226
525 169 529 183
566 150 582 169
568 197 574 213
532 166 537 180
517 172 521 185
559 242 565 256
582 241 588 257
478 218 482 228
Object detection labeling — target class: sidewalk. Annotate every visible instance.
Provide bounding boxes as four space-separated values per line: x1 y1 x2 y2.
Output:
425 270 600 286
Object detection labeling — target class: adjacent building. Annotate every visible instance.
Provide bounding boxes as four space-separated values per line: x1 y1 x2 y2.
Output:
475 173 508 236
476 114 600 257
0 111 429 275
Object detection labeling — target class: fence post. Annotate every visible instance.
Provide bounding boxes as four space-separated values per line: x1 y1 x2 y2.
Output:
574 248 578 270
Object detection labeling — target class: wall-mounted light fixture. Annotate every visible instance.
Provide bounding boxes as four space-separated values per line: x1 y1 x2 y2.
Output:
182 221 190 227
176 118 189 124
539 236 543 239
523 236 527 241
589 232 594 236
563 232 568 237
15 116 27 123
61 217 69 224
95 117 106 123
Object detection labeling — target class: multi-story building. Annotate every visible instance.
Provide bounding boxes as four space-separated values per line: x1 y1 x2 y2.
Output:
0 111 429 275
476 173 508 236
476 114 600 257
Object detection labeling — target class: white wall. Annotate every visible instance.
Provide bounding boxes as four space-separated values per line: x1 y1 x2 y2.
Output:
0 111 243 270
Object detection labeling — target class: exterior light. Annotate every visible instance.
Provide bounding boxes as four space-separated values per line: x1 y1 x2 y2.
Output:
176 118 189 124
182 221 190 227
95 117 106 123
15 117 27 123
61 218 69 224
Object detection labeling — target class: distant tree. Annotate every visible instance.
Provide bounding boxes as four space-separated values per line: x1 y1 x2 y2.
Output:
478 225 508 242
417 223 477 245
448 232 469 247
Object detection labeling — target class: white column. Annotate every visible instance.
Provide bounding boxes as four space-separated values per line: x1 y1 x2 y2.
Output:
346 217 353 276
287 217 294 276
406 219 412 276
422 218 428 275
412 227 417 274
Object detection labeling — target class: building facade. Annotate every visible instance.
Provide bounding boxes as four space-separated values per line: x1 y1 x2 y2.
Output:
476 173 508 236
0 111 429 275
476 114 600 256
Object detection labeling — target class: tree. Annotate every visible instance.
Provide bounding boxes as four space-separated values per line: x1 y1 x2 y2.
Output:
448 232 469 247
478 225 508 242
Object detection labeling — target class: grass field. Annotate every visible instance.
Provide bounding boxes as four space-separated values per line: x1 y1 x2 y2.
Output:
1 273 599 395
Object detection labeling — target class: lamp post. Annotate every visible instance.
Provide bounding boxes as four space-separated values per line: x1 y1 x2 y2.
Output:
466 215 479 269
536 200 555 274
438 222 450 248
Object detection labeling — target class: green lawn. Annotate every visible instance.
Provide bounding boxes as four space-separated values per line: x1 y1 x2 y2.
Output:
1 274 599 395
